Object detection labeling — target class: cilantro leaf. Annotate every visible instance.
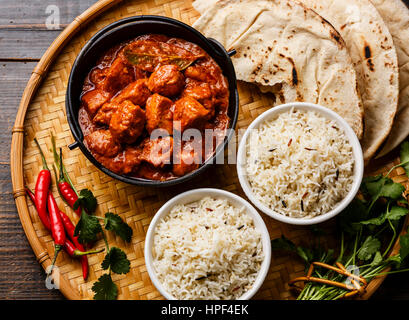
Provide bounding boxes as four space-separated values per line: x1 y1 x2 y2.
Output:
380 180 406 200
74 212 102 244
359 214 386 226
92 274 118 300
357 236 381 261
370 251 383 267
362 175 384 197
399 231 409 262
271 236 296 252
104 212 133 243
296 247 314 264
102 247 130 274
400 141 409 177
271 236 316 266
385 254 402 268
362 175 405 202
73 189 97 214
387 206 409 221
359 206 408 226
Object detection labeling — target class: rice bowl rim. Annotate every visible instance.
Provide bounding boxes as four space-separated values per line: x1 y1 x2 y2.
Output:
237 102 364 226
144 188 272 300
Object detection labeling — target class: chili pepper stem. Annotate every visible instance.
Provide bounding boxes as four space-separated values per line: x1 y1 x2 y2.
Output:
34 138 49 170
73 247 105 256
52 165 62 194
51 133 78 196
47 244 63 276
59 148 64 182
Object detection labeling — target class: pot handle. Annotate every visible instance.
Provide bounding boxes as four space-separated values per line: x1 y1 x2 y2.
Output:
68 141 80 150
207 37 236 58
227 49 237 57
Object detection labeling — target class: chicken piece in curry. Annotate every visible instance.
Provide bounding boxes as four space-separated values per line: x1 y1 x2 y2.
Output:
79 34 229 181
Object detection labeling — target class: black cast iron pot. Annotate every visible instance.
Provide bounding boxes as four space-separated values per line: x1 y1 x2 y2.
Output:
66 15 239 187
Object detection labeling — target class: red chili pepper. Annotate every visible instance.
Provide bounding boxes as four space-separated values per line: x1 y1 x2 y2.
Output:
57 148 80 216
26 187 36 204
33 138 52 230
62 236 102 258
26 188 102 263
63 238 80 257
60 182 80 214
58 210 83 249
58 209 89 280
47 192 66 275
26 187 51 229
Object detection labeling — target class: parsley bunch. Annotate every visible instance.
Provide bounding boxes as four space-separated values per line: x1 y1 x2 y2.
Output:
73 189 133 300
272 141 409 300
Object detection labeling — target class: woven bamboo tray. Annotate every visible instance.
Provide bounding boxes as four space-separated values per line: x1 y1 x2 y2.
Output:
10 0 409 300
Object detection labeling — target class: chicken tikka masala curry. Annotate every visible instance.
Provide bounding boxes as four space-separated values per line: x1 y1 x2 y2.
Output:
79 34 230 181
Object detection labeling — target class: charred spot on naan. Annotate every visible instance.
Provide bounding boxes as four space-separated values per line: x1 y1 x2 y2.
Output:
251 63 263 77
317 14 345 48
329 30 345 48
364 45 371 59
286 57 298 86
276 55 299 87
363 43 375 72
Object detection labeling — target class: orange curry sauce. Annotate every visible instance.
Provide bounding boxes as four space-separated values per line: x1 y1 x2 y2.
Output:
79 34 230 181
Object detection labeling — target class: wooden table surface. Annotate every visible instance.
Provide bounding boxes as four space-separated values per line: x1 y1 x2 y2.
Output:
1 0 409 300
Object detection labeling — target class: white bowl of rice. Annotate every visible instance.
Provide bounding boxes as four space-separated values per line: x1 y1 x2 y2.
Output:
144 188 271 300
237 102 363 225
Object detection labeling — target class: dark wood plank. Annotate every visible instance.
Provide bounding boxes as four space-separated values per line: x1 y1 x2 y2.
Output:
0 0 98 27
0 0 97 299
0 30 60 60
0 0 99 60
0 61 64 299
0 61 36 162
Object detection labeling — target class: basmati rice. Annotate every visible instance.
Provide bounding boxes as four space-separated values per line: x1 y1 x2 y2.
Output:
152 197 264 300
245 108 354 218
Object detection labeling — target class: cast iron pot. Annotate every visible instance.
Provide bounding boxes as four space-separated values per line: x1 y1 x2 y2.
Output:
66 15 239 187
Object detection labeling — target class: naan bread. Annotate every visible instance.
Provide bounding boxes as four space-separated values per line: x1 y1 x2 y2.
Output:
193 0 364 138
298 0 399 161
371 0 409 157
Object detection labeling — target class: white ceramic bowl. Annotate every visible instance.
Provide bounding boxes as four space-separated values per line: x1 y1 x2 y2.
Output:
237 102 364 226
144 188 271 300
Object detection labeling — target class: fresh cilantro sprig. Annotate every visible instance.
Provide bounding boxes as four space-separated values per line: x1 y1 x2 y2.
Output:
74 211 102 244
271 231 333 270
91 240 131 300
92 274 118 300
104 212 133 243
102 247 131 274
73 189 97 213
356 236 380 261
401 142 409 177
271 141 409 300
92 245 131 300
72 188 133 300
399 230 409 262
